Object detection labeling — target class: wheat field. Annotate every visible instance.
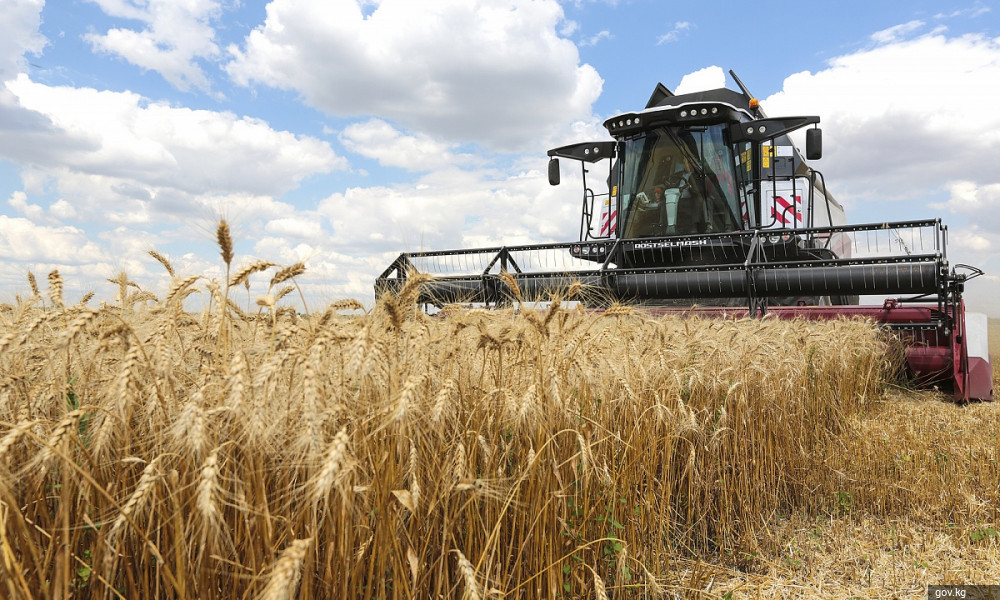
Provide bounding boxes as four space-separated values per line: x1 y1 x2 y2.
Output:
0 227 997 599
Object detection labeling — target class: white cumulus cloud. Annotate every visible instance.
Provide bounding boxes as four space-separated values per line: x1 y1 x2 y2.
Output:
317 164 580 257
674 65 725 94
265 216 324 241
339 119 475 171
762 32 1000 206
225 0 603 151
0 215 105 263
0 0 45 81
84 0 224 94
1 75 345 220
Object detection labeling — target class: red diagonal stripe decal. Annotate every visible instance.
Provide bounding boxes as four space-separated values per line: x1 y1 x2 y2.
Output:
600 210 617 235
774 196 802 222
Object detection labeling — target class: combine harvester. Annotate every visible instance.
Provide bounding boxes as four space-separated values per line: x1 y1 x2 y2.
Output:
376 71 992 403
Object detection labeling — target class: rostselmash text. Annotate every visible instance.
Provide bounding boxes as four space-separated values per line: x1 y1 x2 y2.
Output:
631 240 710 250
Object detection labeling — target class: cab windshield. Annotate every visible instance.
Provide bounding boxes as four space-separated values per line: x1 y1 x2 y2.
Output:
620 124 741 238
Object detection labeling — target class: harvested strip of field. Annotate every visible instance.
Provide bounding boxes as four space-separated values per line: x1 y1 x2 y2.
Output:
712 390 1000 599
0 280 997 599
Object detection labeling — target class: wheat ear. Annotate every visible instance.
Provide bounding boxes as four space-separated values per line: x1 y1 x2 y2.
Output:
269 262 305 287
310 427 351 505
148 250 175 276
47 270 64 308
217 220 234 268
258 538 311 600
452 549 483 600
591 567 609 600
197 448 221 533
109 456 163 540
230 260 277 287
26 271 40 297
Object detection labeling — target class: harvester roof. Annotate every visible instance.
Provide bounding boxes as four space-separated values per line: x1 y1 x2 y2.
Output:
602 83 755 138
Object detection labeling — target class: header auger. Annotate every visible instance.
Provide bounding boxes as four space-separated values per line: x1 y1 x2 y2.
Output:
375 70 992 403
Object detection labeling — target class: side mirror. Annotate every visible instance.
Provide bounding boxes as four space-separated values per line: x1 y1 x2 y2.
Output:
548 157 560 186
806 128 822 160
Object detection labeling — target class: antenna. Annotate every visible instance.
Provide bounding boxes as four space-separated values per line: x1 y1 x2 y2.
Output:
728 70 754 100
729 69 764 117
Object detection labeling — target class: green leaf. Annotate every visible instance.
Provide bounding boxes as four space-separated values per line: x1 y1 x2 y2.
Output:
969 527 996 542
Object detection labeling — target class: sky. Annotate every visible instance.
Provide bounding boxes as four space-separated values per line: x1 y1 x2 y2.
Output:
1 0 999 316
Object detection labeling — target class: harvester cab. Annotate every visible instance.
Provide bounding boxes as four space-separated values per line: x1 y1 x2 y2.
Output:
547 70 850 306
375 70 992 402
